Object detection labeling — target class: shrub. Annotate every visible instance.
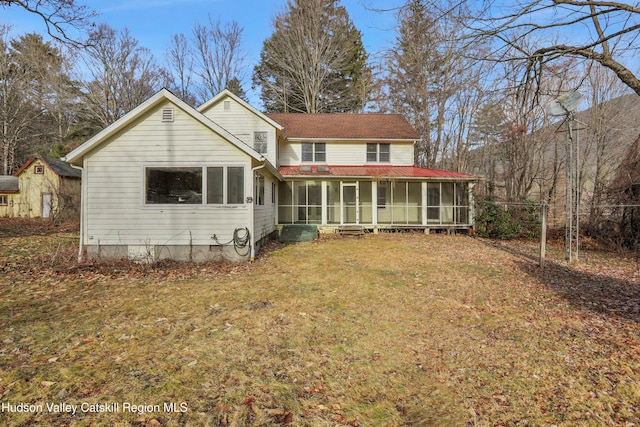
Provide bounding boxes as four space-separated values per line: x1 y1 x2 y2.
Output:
474 196 541 239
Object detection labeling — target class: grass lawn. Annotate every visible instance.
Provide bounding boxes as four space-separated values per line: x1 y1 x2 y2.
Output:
1 221 640 426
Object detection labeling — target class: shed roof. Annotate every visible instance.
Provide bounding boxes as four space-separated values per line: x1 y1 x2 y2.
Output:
279 165 478 180
266 113 420 140
0 175 19 192
13 155 81 179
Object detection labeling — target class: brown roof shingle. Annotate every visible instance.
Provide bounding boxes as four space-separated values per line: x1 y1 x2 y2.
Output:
266 113 420 140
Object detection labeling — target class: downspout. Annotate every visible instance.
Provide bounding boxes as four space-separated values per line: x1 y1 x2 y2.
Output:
249 159 267 263
66 160 85 262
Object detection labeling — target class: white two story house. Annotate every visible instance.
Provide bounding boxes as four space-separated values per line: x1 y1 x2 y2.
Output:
64 89 478 262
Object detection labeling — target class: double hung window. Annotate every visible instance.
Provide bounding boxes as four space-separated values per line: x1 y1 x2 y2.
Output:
301 142 326 162
253 131 268 154
366 143 390 163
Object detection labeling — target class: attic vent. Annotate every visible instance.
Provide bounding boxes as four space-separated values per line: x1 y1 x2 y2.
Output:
161 108 174 122
300 166 312 172
318 166 330 173
223 101 231 111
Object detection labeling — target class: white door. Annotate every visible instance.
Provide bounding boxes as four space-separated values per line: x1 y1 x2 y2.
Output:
42 193 52 218
341 183 359 224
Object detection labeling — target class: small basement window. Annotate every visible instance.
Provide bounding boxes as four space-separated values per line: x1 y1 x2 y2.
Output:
161 108 174 122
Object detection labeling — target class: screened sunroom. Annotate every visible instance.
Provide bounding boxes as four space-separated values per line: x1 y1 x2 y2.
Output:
277 179 473 229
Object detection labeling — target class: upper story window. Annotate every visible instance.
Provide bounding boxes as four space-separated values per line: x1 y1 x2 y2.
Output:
34 165 45 174
254 131 268 154
302 142 326 162
367 143 390 163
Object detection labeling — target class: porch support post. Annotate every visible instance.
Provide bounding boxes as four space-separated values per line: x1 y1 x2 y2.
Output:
372 181 378 226
422 181 428 226
321 180 327 225
469 182 476 226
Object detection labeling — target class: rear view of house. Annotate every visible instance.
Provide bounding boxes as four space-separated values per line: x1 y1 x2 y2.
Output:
64 89 478 262
270 113 477 231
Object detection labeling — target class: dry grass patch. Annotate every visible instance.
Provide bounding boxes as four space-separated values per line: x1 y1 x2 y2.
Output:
1 227 640 426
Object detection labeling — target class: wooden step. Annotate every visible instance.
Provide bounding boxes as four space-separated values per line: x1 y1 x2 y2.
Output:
338 225 365 236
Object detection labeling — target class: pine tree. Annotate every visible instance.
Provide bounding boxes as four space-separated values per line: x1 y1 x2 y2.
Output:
253 0 370 113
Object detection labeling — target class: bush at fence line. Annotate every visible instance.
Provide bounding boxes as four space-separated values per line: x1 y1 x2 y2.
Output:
474 196 541 240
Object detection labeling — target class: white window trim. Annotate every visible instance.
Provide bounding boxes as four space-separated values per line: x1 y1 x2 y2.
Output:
366 143 391 163
253 131 268 155
301 142 326 163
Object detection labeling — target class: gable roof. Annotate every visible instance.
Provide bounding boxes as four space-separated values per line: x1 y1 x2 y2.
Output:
198 89 283 130
0 175 19 192
266 113 420 140
279 165 478 180
13 155 81 179
64 89 270 168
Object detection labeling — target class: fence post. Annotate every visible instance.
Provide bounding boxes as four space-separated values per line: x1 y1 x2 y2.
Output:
540 204 548 268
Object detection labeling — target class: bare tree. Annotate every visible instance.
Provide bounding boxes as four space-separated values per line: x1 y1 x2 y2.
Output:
166 33 196 106
81 24 168 128
192 17 245 104
1 0 96 47
580 64 639 231
459 0 640 98
384 0 490 169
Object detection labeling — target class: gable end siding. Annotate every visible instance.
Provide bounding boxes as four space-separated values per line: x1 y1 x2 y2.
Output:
84 102 255 248
200 98 278 166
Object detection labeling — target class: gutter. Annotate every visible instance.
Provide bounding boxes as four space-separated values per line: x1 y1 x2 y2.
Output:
249 159 267 263
65 159 85 262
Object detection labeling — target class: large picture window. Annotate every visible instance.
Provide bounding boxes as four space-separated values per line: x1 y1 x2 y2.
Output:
146 167 202 204
145 166 244 205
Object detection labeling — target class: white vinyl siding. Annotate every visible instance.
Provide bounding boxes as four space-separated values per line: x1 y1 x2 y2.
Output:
200 97 278 165
253 173 277 243
83 102 255 247
280 140 414 166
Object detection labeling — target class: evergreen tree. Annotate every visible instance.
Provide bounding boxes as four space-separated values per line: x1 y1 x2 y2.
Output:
253 0 370 113
1 32 77 174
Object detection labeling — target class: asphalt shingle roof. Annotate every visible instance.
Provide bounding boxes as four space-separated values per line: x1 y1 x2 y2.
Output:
0 175 19 192
267 113 420 140
13 155 81 179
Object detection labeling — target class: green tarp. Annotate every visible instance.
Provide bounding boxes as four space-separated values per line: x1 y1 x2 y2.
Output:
279 225 318 243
